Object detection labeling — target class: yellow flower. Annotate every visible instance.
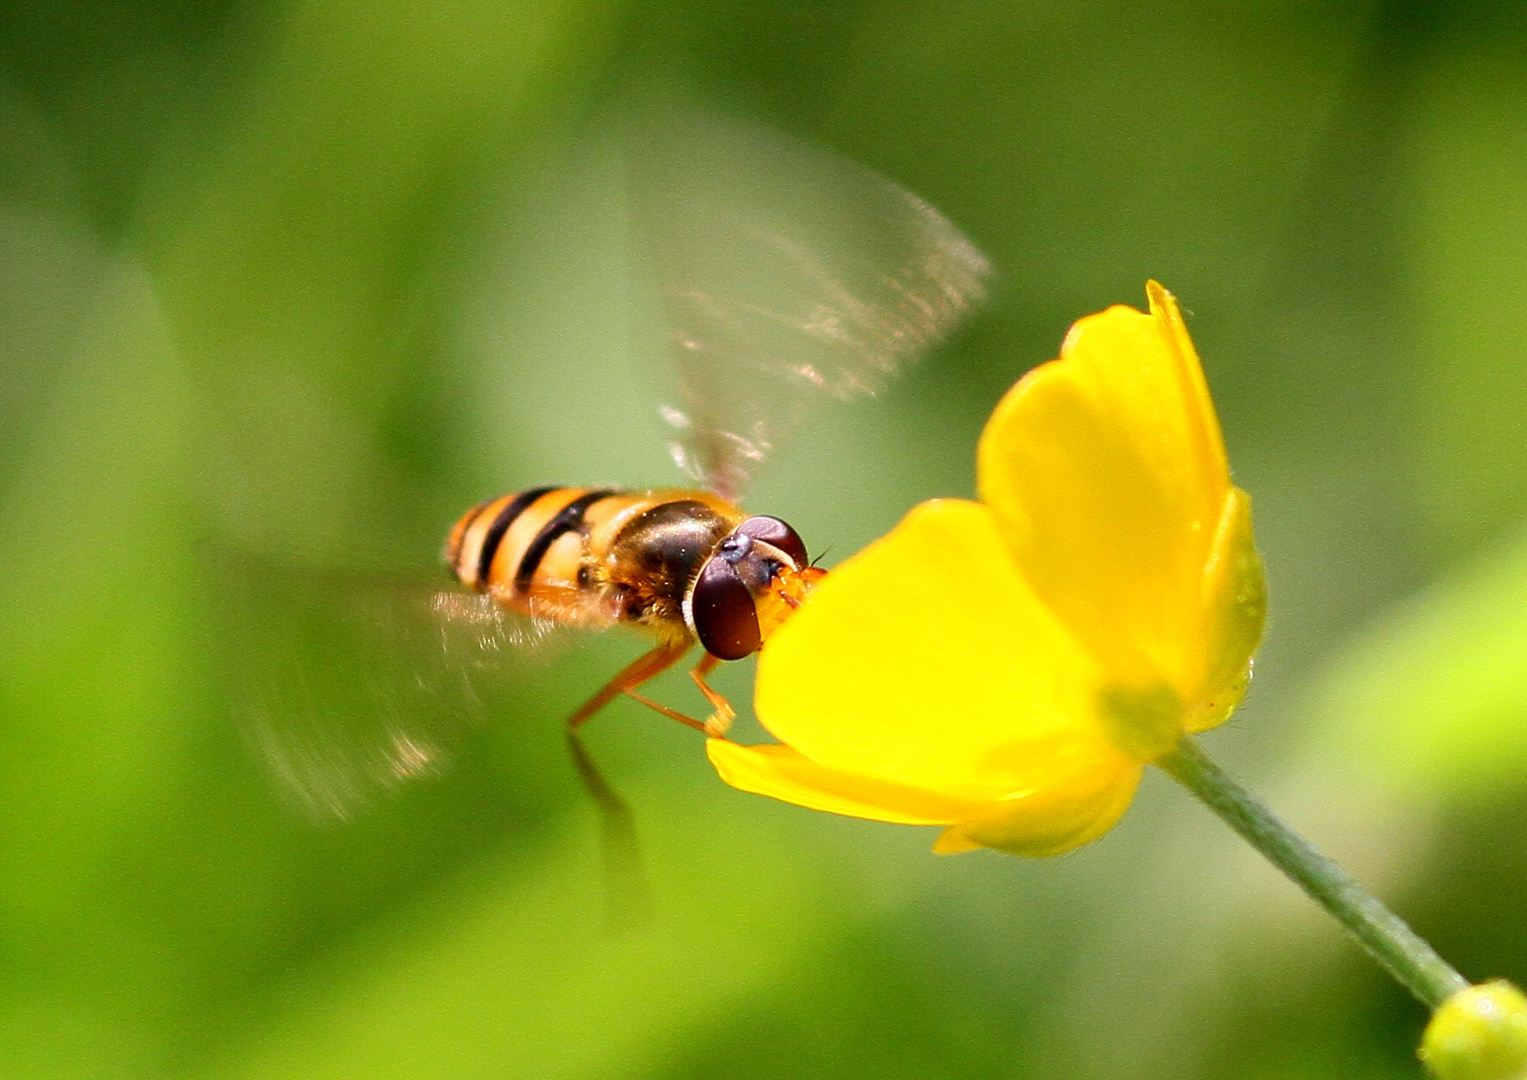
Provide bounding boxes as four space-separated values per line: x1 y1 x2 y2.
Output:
707 282 1266 856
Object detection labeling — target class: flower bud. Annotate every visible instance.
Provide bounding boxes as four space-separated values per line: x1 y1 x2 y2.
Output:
1421 981 1527 1080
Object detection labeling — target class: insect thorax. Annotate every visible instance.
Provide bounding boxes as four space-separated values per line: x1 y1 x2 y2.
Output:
604 499 737 628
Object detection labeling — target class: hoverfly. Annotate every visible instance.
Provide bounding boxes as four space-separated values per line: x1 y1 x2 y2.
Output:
242 100 989 825
445 488 822 738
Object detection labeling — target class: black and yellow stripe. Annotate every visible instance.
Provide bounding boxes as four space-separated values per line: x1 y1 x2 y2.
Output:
448 487 587 593
512 489 615 593
448 486 747 631
463 486 552 586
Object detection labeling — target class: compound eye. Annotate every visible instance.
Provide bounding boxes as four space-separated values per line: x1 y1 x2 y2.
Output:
736 516 808 568
691 558 762 660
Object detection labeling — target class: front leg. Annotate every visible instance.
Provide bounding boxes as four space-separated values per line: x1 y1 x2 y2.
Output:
566 638 692 730
688 653 735 737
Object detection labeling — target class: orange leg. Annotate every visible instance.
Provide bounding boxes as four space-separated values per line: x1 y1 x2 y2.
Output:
606 652 734 737
566 637 697 730
566 729 650 930
567 639 736 738
565 638 720 931
689 653 735 737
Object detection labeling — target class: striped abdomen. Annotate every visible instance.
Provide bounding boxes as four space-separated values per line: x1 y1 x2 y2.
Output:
446 487 744 633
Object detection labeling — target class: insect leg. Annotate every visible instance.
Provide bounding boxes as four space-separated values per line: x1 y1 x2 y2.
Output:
689 653 735 737
565 728 650 931
566 638 693 730
564 639 696 928
618 689 715 733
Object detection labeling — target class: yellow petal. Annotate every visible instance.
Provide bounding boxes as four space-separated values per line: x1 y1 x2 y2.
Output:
977 282 1231 696
1188 485 1266 731
933 751 1143 857
754 499 1106 801
705 740 981 825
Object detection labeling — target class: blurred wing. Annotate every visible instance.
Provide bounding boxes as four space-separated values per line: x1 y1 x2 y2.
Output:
214 552 576 823
628 103 991 499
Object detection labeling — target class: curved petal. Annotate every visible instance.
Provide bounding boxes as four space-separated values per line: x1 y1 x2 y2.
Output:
705 740 981 825
754 499 1105 800
1187 485 1266 731
933 752 1143 857
977 282 1231 696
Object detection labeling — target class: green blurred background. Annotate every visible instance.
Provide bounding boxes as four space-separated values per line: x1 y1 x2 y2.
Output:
4 0 1527 1076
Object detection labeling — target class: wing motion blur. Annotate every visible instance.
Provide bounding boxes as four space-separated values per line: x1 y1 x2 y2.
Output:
627 102 991 499
218 552 558 822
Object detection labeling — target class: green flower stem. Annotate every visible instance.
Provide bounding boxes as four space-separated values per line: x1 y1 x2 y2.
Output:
1156 736 1469 1009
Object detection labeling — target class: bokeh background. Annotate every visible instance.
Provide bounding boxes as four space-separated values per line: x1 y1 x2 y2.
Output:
4 0 1527 1077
